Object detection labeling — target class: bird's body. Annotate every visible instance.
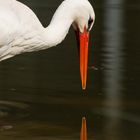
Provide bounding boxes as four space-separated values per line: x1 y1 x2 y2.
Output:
0 0 42 59
0 0 52 60
0 0 95 89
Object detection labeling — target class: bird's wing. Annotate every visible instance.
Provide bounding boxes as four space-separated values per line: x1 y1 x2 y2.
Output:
13 0 43 30
1 0 43 28
0 2 20 46
0 0 16 4
0 0 44 45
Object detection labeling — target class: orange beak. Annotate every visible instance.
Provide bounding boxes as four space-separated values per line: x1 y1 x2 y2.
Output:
76 27 89 90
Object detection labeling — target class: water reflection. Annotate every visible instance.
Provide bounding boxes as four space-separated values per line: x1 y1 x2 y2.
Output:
102 0 124 139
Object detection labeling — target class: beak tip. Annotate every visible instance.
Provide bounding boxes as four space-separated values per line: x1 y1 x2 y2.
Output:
82 84 86 90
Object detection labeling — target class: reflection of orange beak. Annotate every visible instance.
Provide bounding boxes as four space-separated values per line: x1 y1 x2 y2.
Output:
76 27 89 90
80 117 87 140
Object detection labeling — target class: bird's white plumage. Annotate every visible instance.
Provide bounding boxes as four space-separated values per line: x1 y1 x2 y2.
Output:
0 0 95 61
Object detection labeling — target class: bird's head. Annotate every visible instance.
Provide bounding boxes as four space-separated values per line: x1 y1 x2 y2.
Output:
72 0 95 89
72 0 95 33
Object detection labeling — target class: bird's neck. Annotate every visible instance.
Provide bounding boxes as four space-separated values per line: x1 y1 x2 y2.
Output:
42 1 75 48
16 6 74 53
43 17 73 47
20 1 75 52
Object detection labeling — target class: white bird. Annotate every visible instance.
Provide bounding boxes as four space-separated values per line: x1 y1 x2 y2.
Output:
0 0 95 89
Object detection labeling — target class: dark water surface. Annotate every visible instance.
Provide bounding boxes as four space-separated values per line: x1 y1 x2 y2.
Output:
0 0 140 140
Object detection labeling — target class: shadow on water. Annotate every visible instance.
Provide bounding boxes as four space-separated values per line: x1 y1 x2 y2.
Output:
0 0 140 140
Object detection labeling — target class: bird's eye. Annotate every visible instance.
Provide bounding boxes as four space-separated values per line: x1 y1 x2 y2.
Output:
88 17 93 31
